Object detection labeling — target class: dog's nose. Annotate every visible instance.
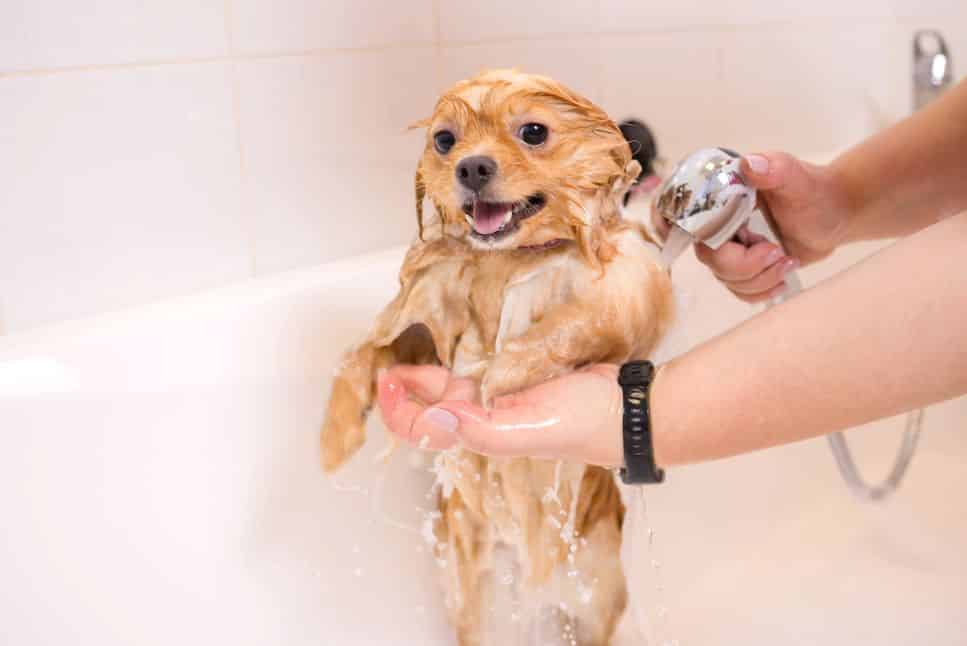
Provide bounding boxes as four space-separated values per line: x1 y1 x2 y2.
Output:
455 156 497 192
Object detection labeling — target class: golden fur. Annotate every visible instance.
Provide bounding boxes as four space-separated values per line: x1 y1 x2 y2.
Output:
321 69 674 645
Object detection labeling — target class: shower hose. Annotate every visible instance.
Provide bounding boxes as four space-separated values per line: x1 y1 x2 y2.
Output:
766 236 922 501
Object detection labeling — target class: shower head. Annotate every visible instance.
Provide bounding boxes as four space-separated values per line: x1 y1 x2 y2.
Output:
653 147 763 252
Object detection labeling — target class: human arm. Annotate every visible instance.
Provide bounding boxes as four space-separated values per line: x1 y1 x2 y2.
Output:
377 212 967 467
696 78 967 302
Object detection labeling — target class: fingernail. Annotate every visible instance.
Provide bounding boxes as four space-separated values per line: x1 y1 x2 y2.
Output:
765 248 784 265
745 154 770 175
423 408 458 433
782 258 800 275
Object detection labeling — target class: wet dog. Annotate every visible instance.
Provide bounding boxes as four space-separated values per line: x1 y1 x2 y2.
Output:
322 69 673 645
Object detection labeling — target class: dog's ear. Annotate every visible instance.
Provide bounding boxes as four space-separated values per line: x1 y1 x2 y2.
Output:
408 118 431 241
414 159 427 241
612 159 642 198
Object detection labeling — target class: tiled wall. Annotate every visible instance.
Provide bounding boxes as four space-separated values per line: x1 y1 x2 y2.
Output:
1 1 964 334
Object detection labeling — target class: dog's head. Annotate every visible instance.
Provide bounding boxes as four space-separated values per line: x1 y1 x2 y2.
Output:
414 69 641 257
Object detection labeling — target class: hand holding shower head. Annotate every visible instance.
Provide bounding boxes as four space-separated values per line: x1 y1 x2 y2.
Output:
652 147 919 502
652 147 801 301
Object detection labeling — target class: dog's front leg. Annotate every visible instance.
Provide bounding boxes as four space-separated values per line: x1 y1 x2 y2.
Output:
482 263 671 406
481 300 630 406
322 248 472 471
321 340 395 473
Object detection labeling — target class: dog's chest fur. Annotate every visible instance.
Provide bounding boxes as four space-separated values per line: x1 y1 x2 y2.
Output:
452 248 578 378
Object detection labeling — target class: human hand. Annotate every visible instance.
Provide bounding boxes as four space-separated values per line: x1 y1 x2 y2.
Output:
691 152 851 303
376 363 625 467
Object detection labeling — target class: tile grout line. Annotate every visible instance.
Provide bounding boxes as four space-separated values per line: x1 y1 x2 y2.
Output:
593 0 604 103
432 0 442 45
0 55 232 79
434 15 922 48
432 0 444 92
0 15 927 81
223 0 258 278
0 42 438 80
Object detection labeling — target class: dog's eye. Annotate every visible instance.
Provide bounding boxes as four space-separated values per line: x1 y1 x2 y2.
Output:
433 130 456 154
518 123 548 146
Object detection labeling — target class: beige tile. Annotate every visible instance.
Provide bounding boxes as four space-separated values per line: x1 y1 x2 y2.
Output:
229 0 435 54
440 37 603 101
0 1 227 73
0 64 249 333
439 0 597 43
811 17 964 129
599 32 728 165
722 0 892 25
887 0 966 18
600 0 727 32
235 48 437 275
717 24 894 156
601 0 892 32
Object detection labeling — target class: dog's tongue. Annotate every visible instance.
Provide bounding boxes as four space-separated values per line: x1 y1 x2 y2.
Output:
472 201 511 235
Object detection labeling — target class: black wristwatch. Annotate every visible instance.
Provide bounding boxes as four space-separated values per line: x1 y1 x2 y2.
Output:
618 361 665 485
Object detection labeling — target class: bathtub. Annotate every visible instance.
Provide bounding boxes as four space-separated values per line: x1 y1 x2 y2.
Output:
1 234 965 645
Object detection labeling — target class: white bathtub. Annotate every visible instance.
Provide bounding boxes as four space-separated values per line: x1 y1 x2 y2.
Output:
1 237 965 645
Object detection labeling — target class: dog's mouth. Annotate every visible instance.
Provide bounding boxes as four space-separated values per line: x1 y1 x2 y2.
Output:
462 193 547 240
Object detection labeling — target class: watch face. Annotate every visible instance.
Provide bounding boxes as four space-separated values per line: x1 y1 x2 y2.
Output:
619 360 654 386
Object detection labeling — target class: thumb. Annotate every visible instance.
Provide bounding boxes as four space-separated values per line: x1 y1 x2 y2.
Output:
741 151 807 193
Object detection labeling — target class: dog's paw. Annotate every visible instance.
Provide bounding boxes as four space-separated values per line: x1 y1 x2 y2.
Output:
481 347 561 408
320 375 369 472
321 416 366 473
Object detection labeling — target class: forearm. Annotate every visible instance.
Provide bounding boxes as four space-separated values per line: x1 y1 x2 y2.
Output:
832 79 967 243
652 212 967 467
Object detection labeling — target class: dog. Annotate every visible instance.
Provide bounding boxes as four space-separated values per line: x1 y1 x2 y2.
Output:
321 69 674 646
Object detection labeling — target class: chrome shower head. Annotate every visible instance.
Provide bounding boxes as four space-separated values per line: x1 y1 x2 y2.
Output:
653 147 762 252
